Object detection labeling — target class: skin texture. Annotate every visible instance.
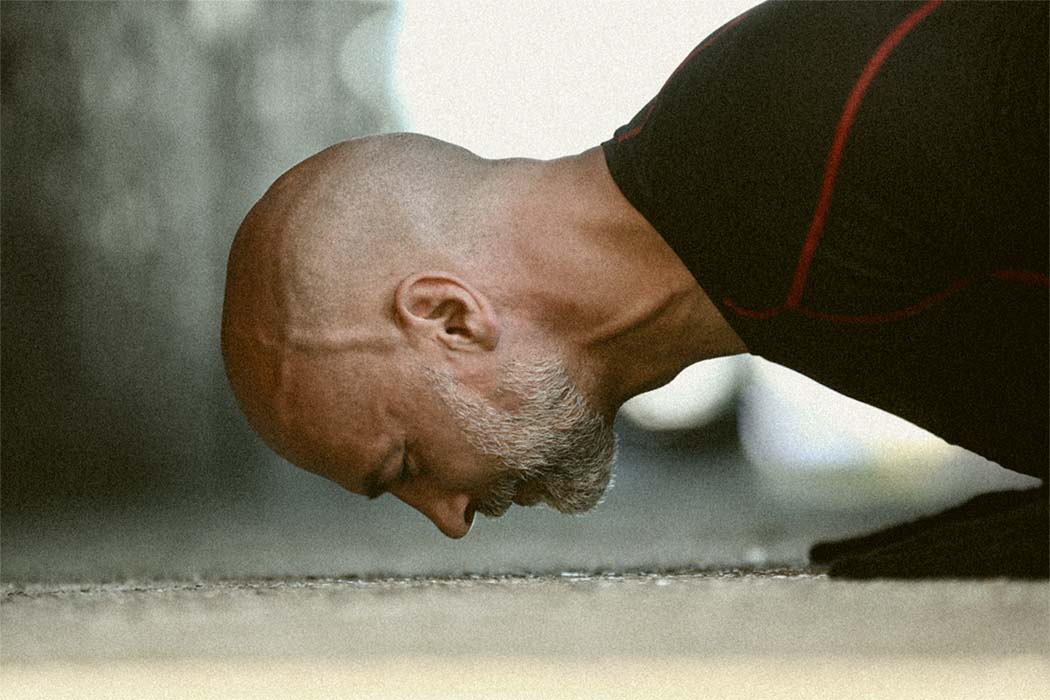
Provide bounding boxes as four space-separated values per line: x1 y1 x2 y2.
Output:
222 133 747 538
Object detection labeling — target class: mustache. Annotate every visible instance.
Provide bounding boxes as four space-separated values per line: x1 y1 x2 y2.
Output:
473 472 520 518
473 460 615 519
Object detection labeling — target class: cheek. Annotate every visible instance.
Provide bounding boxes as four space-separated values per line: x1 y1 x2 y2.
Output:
416 430 501 495
405 371 509 491
409 403 479 478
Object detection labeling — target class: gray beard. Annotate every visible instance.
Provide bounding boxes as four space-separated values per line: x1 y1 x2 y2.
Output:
422 359 617 518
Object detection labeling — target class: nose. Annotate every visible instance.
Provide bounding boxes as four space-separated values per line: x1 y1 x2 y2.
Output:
398 490 475 539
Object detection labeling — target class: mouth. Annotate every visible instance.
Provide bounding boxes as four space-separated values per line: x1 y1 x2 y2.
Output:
473 475 545 519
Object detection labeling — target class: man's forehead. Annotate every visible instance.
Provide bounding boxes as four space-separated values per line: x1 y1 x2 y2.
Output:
224 326 406 475
266 390 403 496
278 352 406 471
222 322 397 435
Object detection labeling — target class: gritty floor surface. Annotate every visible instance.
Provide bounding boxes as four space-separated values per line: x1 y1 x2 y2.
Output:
3 570 1048 699
4 431 1047 698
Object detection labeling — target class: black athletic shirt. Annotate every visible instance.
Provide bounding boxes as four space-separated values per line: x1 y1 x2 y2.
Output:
602 0 1049 479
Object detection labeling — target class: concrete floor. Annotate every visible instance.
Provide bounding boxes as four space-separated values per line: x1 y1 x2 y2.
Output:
3 572 1049 699
4 422 1047 699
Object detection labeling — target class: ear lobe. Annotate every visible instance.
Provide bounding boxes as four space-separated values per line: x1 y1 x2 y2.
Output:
395 273 500 352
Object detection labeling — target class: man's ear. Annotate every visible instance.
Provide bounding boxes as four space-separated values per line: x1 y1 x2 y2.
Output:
394 273 500 353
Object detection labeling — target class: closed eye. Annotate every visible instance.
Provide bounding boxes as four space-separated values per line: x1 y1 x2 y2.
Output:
397 454 412 483
364 444 411 500
398 441 423 485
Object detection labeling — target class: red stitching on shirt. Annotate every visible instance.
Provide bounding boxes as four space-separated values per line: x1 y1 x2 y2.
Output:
617 11 751 143
991 269 1050 286
786 0 944 308
719 0 1049 323
723 269 1049 324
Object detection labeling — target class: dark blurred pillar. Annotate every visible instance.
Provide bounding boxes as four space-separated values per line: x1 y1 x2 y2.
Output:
1 2 402 520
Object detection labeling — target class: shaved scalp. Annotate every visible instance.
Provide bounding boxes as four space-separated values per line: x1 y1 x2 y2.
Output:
221 133 492 459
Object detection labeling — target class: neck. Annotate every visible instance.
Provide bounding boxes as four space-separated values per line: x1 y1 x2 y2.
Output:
478 147 747 419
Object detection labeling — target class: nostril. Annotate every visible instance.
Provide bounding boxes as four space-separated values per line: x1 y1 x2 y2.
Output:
465 504 476 531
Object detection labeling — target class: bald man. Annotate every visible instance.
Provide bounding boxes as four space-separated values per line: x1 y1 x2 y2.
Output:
223 1 1048 577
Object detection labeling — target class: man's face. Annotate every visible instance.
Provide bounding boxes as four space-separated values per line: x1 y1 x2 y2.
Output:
293 353 617 538
423 358 618 518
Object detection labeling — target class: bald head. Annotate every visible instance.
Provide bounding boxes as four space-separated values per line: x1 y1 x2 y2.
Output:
222 134 493 457
221 133 622 536
224 134 489 335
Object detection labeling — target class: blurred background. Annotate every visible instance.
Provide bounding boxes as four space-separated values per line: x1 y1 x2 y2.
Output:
1 0 1035 583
